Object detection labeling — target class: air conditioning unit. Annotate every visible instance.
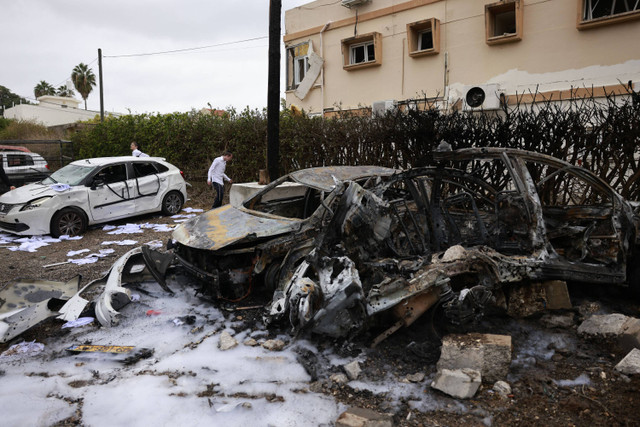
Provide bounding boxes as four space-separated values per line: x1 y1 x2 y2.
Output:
342 0 370 8
462 84 504 111
372 100 396 116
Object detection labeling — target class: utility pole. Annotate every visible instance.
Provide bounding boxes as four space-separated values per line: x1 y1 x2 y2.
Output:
266 0 281 182
98 48 104 122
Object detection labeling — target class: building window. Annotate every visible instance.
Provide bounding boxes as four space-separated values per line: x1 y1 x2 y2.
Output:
351 41 375 64
577 0 640 30
286 42 310 90
407 18 440 58
485 0 523 45
341 32 382 70
294 56 309 86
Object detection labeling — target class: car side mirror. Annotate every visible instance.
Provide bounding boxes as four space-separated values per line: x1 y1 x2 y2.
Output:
89 176 105 190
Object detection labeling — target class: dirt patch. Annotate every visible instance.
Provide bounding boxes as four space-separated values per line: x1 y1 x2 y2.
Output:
1 198 639 426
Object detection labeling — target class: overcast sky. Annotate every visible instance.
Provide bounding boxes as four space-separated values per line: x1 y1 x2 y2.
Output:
2 0 313 115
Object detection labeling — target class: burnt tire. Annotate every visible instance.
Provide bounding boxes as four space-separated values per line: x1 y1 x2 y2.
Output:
50 207 87 237
161 191 184 216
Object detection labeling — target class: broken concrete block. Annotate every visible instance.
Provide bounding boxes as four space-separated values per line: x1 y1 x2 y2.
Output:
335 407 393 427
330 373 349 385
406 372 425 383
261 339 285 351
218 331 238 351
437 333 512 383
344 361 362 381
431 368 481 399
615 348 640 376
578 313 631 336
540 313 575 329
493 380 511 397
507 280 571 318
243 338 258 347
578 314 640 353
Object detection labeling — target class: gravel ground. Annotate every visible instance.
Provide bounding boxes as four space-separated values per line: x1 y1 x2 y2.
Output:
1 194 640 426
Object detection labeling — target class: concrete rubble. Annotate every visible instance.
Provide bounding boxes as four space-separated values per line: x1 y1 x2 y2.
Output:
614 348 640 376
493 380 512 397
436 333 512 383
344 360 362 381
578 313 640 353
218 331 238 350
261 339 286 351
335 407 394 427
431 368 482 399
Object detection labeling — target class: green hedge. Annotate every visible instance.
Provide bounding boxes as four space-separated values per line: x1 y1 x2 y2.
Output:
71 94 640 199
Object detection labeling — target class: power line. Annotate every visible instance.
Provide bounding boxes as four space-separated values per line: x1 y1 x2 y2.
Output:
104 35 269 58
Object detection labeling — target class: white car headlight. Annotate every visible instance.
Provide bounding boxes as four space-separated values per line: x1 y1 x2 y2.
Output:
20 196 53 211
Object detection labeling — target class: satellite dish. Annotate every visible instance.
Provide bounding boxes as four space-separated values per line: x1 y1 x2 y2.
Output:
465 87 486 108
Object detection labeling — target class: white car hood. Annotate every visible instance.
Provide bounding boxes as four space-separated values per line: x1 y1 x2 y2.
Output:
0 182 71 203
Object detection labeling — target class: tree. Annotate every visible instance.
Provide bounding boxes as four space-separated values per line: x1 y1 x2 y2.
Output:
71 63 96 110
0 85 30 114
56 85 75 98
34 80 56 98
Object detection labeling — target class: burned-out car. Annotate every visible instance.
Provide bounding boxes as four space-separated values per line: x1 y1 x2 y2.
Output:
166 148 639 343
263 147 640 341
170 166 397 300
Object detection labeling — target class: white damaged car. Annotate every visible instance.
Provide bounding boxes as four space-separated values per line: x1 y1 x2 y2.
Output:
0 156 187 237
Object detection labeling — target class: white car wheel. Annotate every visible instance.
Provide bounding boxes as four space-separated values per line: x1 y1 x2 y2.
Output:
51 207 87 237
162 191 183 216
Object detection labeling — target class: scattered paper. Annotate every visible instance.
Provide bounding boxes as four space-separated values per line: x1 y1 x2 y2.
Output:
182 207 204 213
50 184 71 192
0 341 45 359
62 317 95 329
102 240 138 246
67 249 90 257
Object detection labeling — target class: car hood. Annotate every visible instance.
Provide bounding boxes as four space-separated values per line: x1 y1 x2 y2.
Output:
172 204 302 251
0 182 67 203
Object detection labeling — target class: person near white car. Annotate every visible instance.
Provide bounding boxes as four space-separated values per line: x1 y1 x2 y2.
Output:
130 141 149 157
207 151 233 209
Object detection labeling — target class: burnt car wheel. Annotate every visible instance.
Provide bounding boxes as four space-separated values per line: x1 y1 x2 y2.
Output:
50 207 87 237
162 191 184 216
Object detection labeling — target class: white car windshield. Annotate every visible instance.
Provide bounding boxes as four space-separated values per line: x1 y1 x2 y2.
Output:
41 164 97 186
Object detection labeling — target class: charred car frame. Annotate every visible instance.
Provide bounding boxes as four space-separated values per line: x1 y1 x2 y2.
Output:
165 148 640 341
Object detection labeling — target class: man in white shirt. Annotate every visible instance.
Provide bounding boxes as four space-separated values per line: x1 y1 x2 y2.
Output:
207 151 233 209
131 141 149 157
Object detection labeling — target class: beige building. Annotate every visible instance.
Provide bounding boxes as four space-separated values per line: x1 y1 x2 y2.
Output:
3 96 114 126
283 0 640 115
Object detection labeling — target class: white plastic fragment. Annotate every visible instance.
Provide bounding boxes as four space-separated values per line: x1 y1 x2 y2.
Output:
62 317 94 329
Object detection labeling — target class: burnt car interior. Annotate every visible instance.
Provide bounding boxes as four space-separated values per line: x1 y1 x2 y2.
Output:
248 181 323 220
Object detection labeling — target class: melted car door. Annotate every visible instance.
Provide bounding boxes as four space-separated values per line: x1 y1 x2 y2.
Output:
88 163 136 221
528 160 625 282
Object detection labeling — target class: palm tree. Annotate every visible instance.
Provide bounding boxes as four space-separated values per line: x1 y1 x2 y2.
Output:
56 85 75 98
71 63 96 110
34 80 56 98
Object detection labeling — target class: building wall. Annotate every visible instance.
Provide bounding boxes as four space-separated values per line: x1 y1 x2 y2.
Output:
4 95 112 126
284 0 640 113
